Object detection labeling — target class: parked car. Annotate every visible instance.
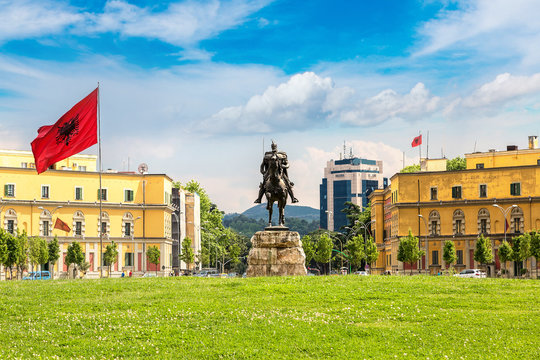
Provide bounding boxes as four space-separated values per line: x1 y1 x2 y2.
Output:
453 269 486 278
142 273 157 277
354 271 370 276
227 272 237 278
23 271 51 280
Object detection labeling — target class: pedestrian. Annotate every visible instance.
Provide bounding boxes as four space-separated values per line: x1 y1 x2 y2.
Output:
121 271 125 278
129 270 132 277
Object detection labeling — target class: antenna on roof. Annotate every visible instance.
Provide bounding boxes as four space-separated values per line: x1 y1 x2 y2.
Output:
473 139 477 153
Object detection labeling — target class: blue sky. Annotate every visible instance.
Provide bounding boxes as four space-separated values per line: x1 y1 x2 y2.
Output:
1 0 540 212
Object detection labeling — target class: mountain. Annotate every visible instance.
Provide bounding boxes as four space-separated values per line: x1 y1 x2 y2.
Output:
240 203 319 222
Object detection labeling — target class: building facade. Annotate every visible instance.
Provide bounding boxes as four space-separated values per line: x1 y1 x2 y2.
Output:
370 139 540 276
320 156 387 232
0 150 200 279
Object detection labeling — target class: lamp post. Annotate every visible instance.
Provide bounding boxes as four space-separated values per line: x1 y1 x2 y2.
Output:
492 204 517 243
37 205 63 237
418 214 428 274
358 220 375 271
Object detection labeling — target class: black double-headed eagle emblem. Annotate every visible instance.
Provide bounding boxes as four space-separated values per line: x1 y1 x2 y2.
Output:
56 114 79 146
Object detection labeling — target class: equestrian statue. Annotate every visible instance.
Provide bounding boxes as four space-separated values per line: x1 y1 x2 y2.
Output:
255 141 298 227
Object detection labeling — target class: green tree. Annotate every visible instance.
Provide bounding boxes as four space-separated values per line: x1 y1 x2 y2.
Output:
180 237 195 271
529 230 540 278
443 240 457 270
147 245 161 276
2 230 18 280
446 156 466 171
37 237 49 273
365 236 379 270
28 236 41 273
346 234 365 271
0 230 7 273
400 164 420 173
498 240 513 278
314 233 332 274
48 236 60 279
474 234 493 274
302 235 315 267
16 231 29 280
512 233 531 277
397 230 424 275
104 241 119 277
66 241 84 279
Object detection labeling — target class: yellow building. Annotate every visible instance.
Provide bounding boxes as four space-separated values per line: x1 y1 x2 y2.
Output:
0 150 199 279
370 138 540 276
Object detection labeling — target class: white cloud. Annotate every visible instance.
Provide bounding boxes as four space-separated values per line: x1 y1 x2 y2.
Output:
0 0 271 48
198 72 352 133
416 0 540 64
462 72 540 108
340 83 440 125
0 0 82 42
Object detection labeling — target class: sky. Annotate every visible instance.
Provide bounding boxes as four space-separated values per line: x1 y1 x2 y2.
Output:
1 0 540 213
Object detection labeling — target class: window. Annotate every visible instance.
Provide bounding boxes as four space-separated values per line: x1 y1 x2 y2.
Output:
101 222 107 235
7 220 14 234
75 187 83 200
479 184 487 198
97 189 107 200
431 221 438 235
456 250 463 265
432 250 439 265
452 186 462 199
21 162 28 168
429 210 440 236
514 218 520 234
476 163 484 169
41 185 50 199
43 221 49 236
99 212 110 236
124 223 131 237
125 253 134 267
480 219 487 233
79 166 87 171
430 187 437 200
537 159 540 165
453 209 465 235
455 220 462 234
510 182 521 196
75 221 82 235
4 184 15 197
124 189 134 202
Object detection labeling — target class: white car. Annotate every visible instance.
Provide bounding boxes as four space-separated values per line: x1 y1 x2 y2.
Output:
354 271 370 276
453 269 486 278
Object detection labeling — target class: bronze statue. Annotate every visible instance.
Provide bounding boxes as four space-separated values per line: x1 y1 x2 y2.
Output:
255 141 298 227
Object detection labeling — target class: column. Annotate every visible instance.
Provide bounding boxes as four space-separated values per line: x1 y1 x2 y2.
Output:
118 243 123 272
465 239 470 269
441 240 445 270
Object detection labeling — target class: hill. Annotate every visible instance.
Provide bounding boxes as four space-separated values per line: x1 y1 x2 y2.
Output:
239 203 319 222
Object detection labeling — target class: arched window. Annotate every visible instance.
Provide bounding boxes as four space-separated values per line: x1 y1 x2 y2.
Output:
429 210 440 235
39 209 53 237
73 211 85 237
453 209 465 235
122 212 134 238
99 212 110 237
510 206 524 234
4 208 17 234
477 208 490 234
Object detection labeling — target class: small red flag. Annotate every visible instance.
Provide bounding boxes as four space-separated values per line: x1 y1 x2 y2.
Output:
412 135 422 147
505 219 509 232
54 218 71 233
31 88 98 174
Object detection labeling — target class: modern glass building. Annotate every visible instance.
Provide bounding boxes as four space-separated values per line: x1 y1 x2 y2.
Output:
320 157 387 232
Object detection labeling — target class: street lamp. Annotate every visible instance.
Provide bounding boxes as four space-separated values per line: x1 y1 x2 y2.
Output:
418 214 428 275
324 210 333 275
492 204 517 243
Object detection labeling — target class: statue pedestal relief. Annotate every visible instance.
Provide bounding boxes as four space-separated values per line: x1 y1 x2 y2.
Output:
247 230 307 277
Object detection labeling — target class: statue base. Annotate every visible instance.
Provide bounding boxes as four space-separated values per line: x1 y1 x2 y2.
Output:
247 230 307 277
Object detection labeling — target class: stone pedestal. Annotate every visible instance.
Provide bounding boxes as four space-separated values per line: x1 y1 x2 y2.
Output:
247 230 307 277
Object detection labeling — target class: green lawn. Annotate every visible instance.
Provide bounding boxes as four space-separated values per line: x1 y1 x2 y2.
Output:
0 276 539 359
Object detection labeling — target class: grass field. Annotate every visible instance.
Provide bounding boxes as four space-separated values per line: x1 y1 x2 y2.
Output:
1 276 539 359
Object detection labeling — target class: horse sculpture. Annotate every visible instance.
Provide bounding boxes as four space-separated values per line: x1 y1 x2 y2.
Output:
264 153 288 227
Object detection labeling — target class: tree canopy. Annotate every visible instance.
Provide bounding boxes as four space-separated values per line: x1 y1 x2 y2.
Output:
446 157 466 171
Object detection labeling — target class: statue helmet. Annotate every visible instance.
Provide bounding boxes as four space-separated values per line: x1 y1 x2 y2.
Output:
271 140 277 150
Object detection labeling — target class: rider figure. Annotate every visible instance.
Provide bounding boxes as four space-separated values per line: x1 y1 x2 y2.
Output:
255 141 299 204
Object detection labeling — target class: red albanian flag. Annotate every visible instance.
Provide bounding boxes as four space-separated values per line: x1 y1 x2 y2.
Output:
54 218 71 233
31 88 98 174
411 135 422 147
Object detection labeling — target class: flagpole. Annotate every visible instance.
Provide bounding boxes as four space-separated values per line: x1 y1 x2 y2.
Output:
98 82 103 278
419 131 421 165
